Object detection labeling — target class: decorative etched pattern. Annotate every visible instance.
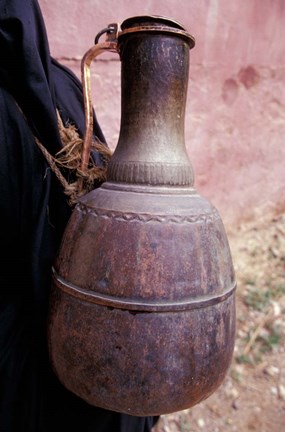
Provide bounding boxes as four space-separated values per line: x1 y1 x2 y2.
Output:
76 202 220 224
107 161 194 186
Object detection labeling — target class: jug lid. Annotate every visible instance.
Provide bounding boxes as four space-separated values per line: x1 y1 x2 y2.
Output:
121 15 186 31
120 15 195 48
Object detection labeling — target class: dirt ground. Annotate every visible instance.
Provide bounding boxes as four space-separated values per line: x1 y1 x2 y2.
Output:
153 212 285 432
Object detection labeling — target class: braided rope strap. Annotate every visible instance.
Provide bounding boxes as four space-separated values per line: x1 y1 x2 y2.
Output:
35 110 112 205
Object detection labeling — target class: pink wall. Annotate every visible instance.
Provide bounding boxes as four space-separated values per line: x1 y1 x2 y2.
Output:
39 0 285 227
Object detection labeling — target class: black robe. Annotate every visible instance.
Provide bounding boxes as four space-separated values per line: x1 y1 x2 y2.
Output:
0 1 159 430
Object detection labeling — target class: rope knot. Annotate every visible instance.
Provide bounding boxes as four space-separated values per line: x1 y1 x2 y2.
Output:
35 110 112 205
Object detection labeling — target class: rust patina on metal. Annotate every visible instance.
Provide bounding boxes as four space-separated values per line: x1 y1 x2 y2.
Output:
48 15 236 416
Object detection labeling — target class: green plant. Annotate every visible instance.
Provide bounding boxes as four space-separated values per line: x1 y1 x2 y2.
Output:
244 283 285 311
180 413 193 432
258 324 282 353
244 288 271 311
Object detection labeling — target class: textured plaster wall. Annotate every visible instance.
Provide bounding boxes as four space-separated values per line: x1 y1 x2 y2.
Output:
39 0 285 227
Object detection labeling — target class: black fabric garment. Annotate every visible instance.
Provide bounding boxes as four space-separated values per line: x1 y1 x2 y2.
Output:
0 1 159 431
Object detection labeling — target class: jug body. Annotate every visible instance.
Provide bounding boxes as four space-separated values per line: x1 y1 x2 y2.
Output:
48 15 236 416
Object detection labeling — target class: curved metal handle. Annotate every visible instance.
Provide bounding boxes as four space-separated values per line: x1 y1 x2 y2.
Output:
80 24 119 176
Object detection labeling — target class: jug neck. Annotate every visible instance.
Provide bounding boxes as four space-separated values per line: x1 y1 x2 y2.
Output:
107 17 195 187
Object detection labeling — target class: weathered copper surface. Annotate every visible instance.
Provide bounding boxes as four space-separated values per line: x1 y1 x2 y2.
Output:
48 15 236 416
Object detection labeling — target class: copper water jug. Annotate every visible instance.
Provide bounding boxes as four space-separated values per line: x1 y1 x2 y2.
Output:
48 15 236 416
